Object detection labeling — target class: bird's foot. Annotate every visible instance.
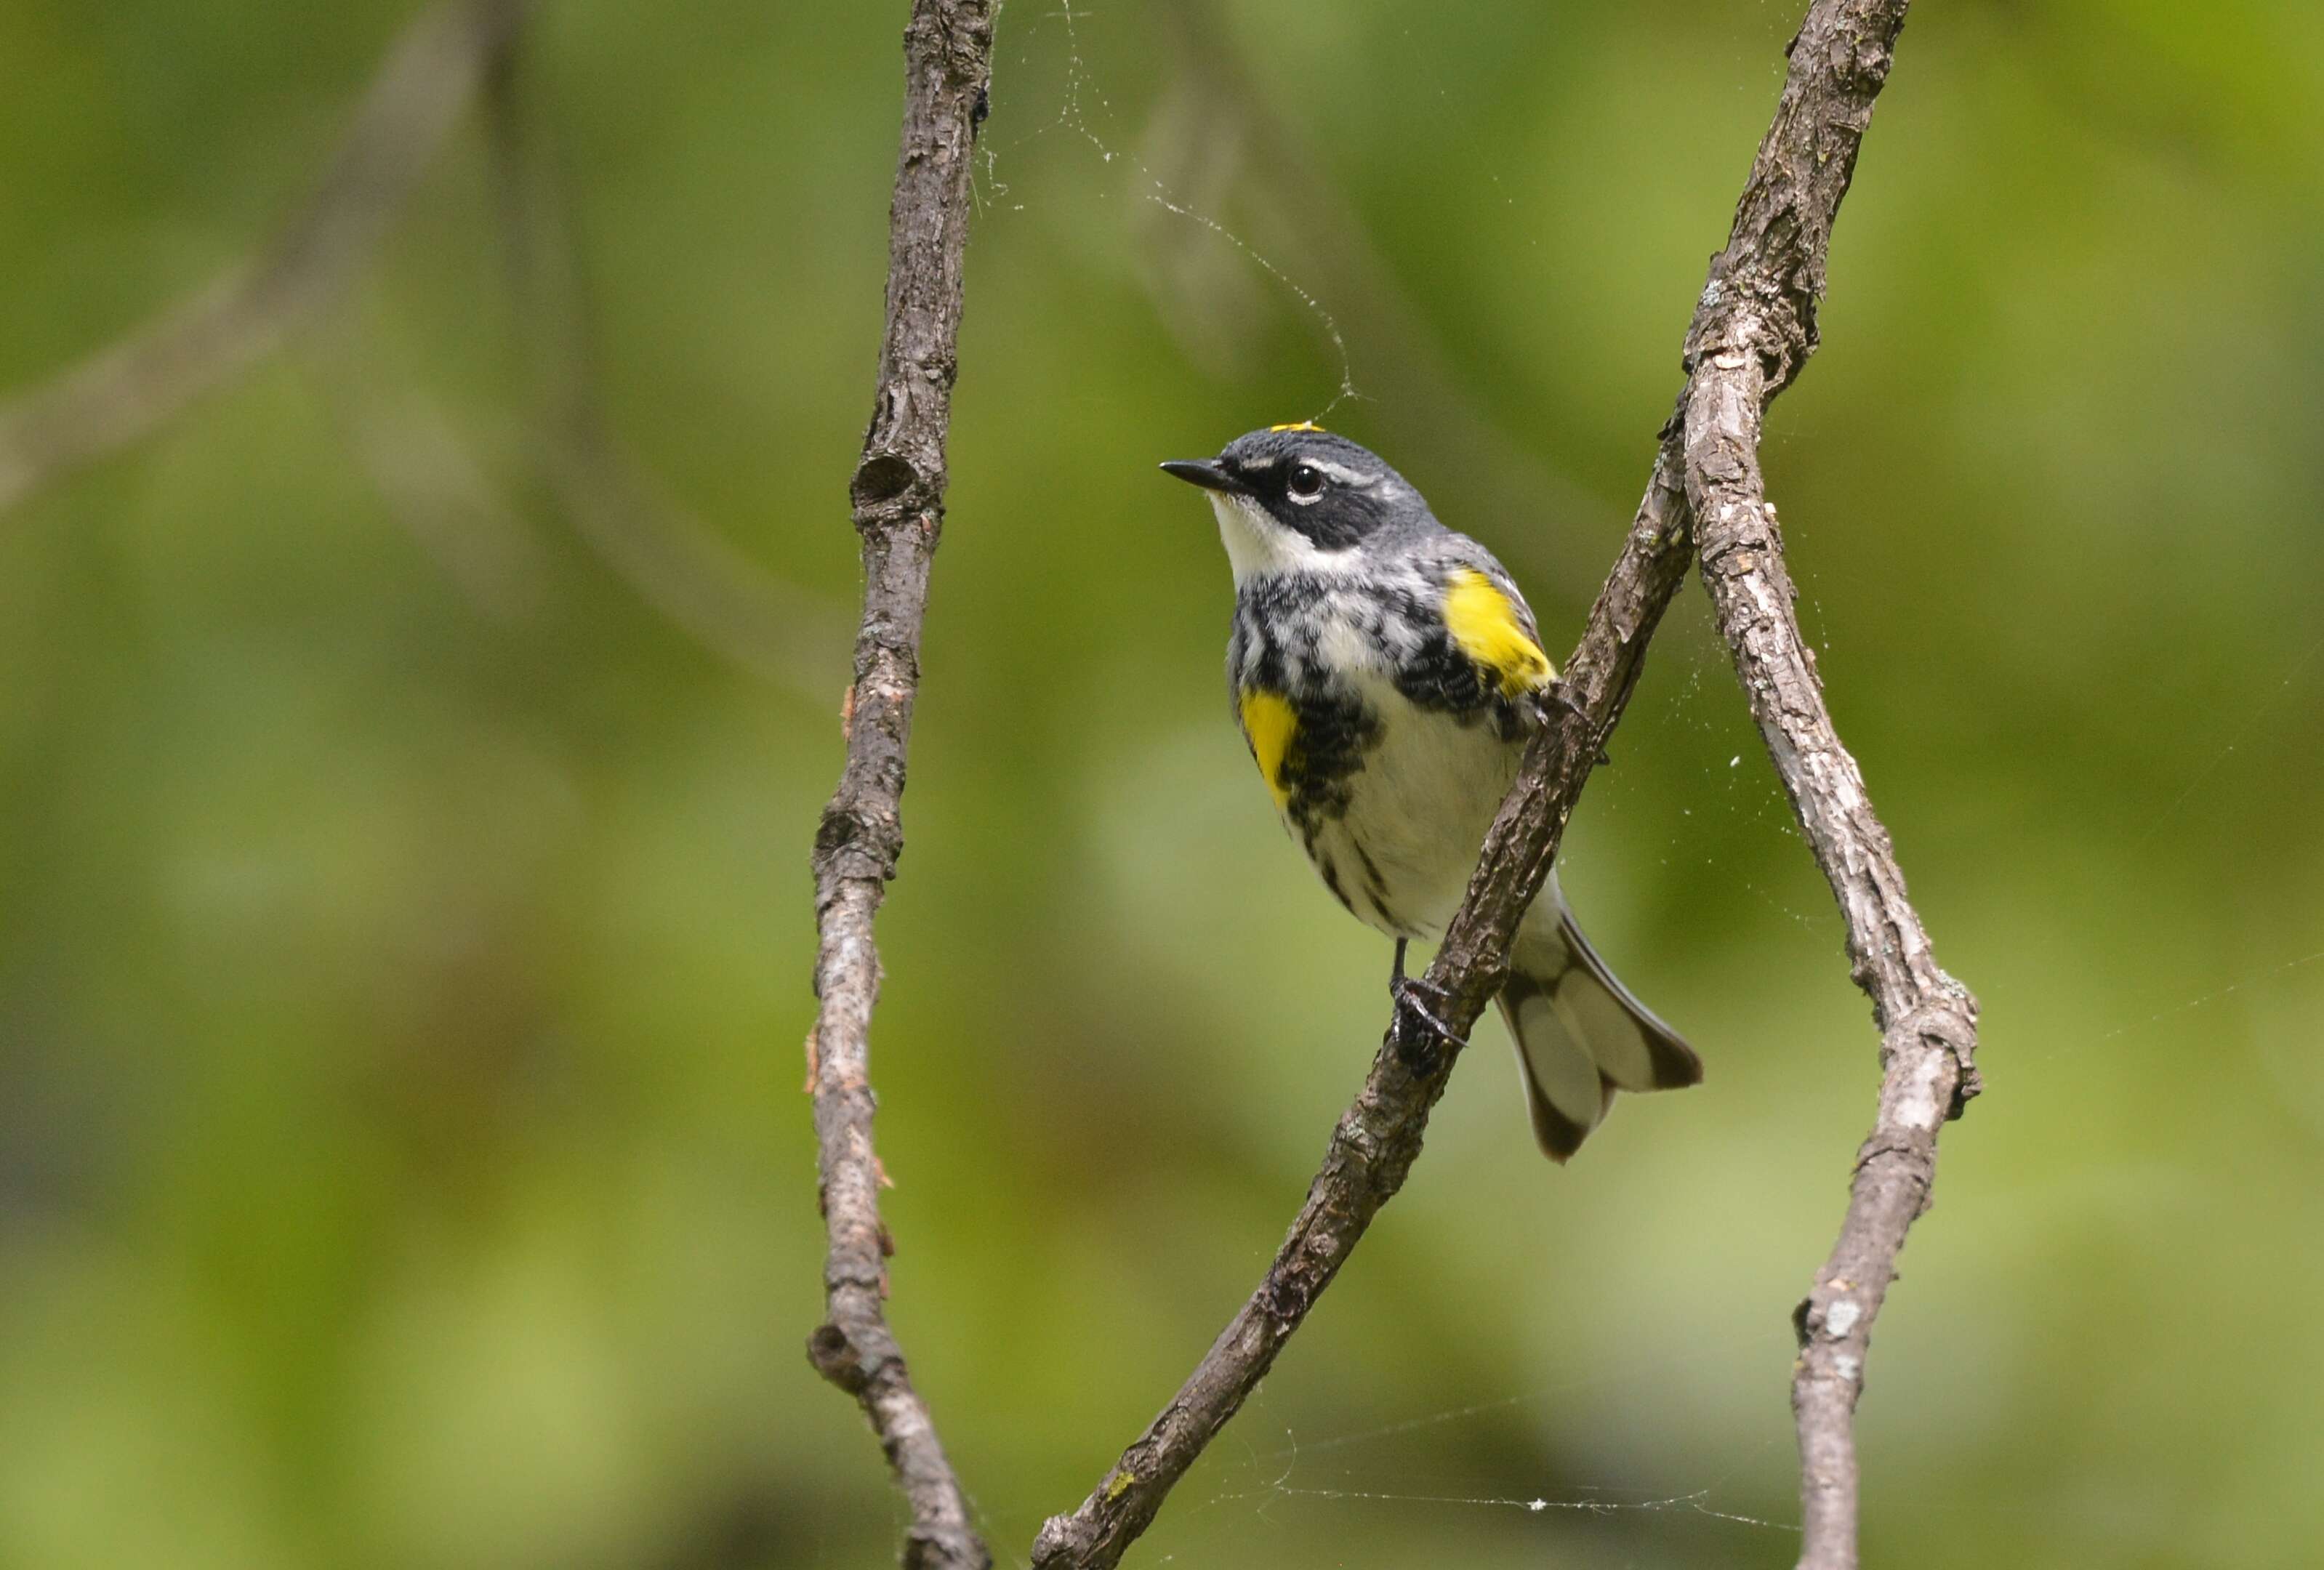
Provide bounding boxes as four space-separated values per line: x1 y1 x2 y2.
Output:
1535 683 1610 767
1390 973 1465 1077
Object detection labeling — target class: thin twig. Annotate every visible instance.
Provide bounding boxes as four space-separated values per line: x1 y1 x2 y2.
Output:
806 4 996 1570
0 0 532 518
1673 12 1980 1566
1031 4 1945 1566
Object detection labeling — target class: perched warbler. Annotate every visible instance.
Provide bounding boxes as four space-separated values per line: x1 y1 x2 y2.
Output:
1162 424 1700 1161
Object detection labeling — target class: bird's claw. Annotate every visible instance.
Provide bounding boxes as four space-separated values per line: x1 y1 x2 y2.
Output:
1390 975 1465 1077
1534 683 1610 767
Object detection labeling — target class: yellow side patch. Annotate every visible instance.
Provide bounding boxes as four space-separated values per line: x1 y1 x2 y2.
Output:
1444 568 1554 696
1267 420 1324 432
1238 688 1298 809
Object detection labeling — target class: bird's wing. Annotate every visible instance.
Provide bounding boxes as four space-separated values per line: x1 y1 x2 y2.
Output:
1432 538 1555 699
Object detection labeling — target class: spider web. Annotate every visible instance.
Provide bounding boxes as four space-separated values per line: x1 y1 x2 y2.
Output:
976 0 1362 424
941 6 2324 1563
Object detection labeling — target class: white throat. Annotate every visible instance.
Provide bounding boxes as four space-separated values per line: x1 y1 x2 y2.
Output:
1209 493 1351 584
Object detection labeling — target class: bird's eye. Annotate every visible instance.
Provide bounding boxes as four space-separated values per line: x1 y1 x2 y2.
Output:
1286 464 1325 502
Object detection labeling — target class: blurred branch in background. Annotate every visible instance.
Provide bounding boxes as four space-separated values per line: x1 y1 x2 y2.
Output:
1033 4 1966 1568
0 0 532 518
0 0 848 706
483 56 851 704
1133 0 1617 599
303 313 555 626
523 412 852 702
804 3 994 1570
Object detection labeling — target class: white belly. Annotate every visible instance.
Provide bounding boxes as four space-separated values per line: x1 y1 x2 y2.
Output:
1302 674 1523 940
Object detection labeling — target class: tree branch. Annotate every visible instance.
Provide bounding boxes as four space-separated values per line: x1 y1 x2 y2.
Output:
1670 12 1982 1567
805 4 995 1570
0 0 531 518
1032 4 1951 1566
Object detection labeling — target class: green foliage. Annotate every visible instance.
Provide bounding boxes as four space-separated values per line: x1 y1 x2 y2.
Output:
1 1 2320 1566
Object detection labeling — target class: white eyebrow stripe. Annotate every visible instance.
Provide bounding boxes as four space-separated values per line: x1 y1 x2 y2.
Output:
1235 454 1282 471
1301 456 1376 486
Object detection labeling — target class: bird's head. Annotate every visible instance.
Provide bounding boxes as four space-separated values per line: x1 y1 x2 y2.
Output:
1161 424 1428 581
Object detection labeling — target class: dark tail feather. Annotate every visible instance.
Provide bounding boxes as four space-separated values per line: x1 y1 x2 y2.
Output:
1496 911 1701 1163
1556 909 1702 1094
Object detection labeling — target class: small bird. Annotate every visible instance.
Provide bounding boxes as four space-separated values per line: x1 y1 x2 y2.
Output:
1162 424 1700 1161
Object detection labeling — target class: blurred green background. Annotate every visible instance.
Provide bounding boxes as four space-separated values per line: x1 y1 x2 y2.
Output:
3 1 2321 1566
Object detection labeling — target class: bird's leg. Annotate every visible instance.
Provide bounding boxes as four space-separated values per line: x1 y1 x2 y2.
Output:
1389 938 1465 1076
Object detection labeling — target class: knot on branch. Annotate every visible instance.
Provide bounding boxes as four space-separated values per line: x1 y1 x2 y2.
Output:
906 0 995 87
816 797 904 885
1828 31 1895 93
1686 294 1812 398
1029 1514 1084 1566
1851 1130 1934 1185
1263 1268 1311 1322
1790 1278 1870 1351
851 450 935 523
1886 993 1982 1116
808 1321 873 1393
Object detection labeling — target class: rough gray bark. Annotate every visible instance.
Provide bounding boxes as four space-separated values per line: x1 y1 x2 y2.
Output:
0 0 532 518
1689 355 1978 1570
805 4 995 1570
1031 4 1966 1568
1670 6 1982 1566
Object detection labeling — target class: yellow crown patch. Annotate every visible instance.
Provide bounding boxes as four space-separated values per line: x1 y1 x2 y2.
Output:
1267 420 1325 433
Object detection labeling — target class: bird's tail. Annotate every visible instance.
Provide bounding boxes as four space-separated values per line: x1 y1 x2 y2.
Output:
1495 895 1701 1162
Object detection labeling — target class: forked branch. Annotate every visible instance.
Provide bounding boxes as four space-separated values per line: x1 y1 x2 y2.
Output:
1670 4 1982 1565
1687 347 1979 1570
1030 4 1965 1568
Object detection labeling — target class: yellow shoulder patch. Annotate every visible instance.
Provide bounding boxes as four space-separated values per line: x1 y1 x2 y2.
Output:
1237 688 1298 809
1444 569 1554 697
1267 420 1324 433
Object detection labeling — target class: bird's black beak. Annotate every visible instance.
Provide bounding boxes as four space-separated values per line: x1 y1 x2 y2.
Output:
1159 458 1247 496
